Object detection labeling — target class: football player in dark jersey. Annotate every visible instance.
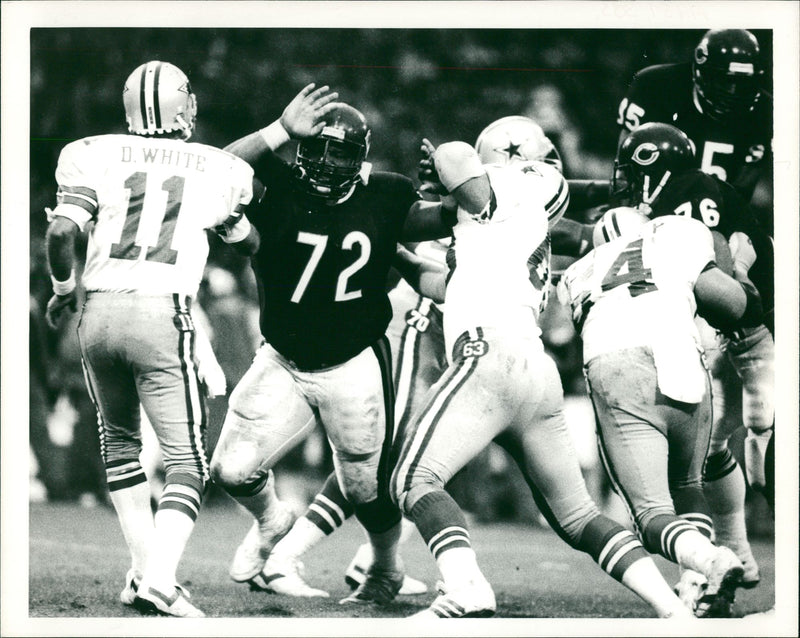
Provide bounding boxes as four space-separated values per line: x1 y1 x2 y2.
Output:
617 29 772 235
613 122 774 595
209 84 451 606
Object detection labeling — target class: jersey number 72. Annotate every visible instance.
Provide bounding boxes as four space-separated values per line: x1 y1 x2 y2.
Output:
291 231 371 303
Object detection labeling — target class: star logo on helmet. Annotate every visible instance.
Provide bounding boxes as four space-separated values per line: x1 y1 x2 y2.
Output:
497 141 524 162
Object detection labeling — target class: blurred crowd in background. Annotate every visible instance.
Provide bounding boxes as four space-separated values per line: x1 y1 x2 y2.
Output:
28 28 773 534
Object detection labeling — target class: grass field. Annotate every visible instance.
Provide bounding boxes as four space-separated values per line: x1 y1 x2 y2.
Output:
23 498 781 636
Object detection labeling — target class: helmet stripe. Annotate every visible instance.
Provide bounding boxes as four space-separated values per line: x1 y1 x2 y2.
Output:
601 219 611 243
152 61 162 129
609 211 622 238
138 62 149 130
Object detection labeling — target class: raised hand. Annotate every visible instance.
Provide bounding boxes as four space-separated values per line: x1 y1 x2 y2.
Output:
280 83 340 140
418 138 446 195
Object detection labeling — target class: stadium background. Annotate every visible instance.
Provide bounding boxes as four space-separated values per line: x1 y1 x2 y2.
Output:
28 28 773 535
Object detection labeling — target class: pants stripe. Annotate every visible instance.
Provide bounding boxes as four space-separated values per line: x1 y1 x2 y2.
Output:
398 351 479 497
173 294 209 482
370 335 395 497
394 298 430 438
586 377 639 532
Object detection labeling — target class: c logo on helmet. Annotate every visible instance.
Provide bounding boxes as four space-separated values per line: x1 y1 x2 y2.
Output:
632 142 660 166
695 43 708 65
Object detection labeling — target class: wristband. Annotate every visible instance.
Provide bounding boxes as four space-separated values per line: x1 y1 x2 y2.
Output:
259 120 291 150
51 270 76 296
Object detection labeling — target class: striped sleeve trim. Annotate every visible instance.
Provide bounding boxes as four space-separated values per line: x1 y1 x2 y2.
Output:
57 185 98 215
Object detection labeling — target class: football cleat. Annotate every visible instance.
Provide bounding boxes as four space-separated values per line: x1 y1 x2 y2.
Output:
250 554 330 598
695 546 745 618
339 565 404 605
673 569 708 613
344 543 428 596
133 583 204 618
409 579 496 619
119 568 142 606
229 502 296 583
714 536 760 588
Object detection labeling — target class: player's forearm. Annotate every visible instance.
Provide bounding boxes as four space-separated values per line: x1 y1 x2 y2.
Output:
45 216 79 282
402 200 455 242
393 245 446 303
224 121 290 163
551 217 593 258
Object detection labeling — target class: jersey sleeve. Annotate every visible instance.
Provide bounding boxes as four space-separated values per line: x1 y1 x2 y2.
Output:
52 138 102 231
383 172 421 234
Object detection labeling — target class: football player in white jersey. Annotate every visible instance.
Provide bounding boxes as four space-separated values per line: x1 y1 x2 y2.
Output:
44 60 259 617
392 140 697 620
559 208 764 617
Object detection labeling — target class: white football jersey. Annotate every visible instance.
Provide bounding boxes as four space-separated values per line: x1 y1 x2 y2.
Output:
53 134 253 296
443 162 559 351
558 216 716 402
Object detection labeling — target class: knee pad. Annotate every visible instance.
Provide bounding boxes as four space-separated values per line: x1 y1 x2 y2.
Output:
210 462 268 497
354 496 402 534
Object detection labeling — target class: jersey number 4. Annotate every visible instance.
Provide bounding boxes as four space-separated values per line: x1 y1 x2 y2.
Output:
600 238 657 297
291 231 371 303
110 171 183 264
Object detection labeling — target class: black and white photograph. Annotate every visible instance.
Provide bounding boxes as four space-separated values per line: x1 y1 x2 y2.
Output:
2 2 798 636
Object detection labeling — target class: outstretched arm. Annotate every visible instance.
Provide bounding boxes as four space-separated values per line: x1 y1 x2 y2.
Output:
392 244 447 303
224 83 340 161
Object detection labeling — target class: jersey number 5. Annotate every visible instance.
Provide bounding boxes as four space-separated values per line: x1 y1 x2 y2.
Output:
291 231 371 303
600 237 657 297
110 171 184 264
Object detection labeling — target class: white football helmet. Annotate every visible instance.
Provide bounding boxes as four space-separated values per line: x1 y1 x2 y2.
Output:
123 61 197 140
475 115 562 172
592 206 649 247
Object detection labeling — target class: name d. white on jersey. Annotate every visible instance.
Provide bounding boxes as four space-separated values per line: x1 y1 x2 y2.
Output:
53 134 253 297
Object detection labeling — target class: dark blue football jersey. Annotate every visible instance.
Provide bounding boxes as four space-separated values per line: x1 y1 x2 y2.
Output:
618 63 772 207
650 169 773 324
248 152 419 369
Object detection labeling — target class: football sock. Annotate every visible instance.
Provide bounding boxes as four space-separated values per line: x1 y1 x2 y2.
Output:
366 520 402 572
271 472 353 560
671 527 719 576
703 449 750 550
233 470 281 526
305 472 355 534
409 490 482 585
143 477 202 592
106 459 153 575
744 428 772 490
621 557 690 618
